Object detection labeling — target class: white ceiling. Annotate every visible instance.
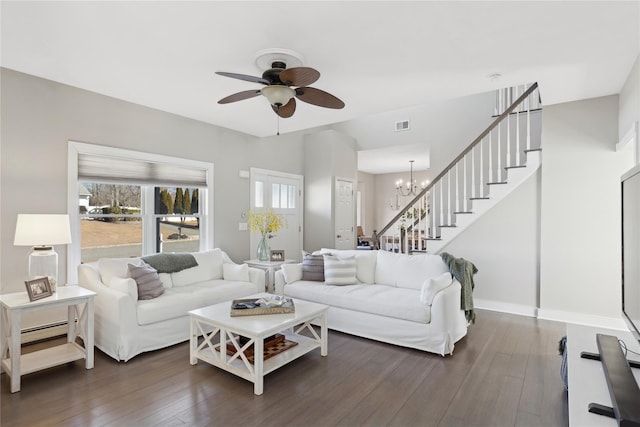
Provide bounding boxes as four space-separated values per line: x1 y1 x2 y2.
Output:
2 1 639 172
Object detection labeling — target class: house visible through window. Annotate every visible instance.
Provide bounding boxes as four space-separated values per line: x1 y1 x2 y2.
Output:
68 142 213 273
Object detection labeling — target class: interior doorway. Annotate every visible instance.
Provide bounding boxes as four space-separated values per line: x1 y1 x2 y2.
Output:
335 177 355 249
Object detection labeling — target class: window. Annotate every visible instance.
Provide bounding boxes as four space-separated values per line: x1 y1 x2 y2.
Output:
271 183 296 209
68 142 213 281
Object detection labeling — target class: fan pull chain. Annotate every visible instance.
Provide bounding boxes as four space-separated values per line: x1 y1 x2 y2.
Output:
276 107 280 136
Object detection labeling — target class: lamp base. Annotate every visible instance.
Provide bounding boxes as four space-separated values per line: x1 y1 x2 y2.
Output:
29 246 58 292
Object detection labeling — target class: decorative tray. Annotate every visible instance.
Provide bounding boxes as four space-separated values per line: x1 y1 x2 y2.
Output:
229 296 295 317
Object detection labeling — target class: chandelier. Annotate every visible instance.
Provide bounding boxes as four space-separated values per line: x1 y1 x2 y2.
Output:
396 160 427 197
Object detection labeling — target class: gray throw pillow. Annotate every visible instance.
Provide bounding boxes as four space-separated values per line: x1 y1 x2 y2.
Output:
128 261 165 300
302 253 325 282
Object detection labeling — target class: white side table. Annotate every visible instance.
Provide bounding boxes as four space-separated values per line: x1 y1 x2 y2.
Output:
244 259 297 293
0 285 96 393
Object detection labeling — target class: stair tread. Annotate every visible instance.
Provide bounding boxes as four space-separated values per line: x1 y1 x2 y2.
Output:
469 197 490 200
505 165 526 170
439 224 457 228
425 237 442 241
524 148 542 153
487 181 508 185
453 211 473 214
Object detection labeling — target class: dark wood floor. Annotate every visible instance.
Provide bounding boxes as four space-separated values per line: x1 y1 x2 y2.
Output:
1 309 568 427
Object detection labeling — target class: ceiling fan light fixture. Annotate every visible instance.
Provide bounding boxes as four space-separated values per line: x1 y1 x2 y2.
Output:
261 85 295 107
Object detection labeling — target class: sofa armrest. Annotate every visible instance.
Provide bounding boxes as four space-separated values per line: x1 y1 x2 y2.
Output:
429 279 468 341
248 266 266 289
274 270 286 295
78 263 140 361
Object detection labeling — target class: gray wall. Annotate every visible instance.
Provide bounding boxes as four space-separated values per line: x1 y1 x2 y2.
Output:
619 54 639 145
444 170 541 315
303 129 357 251
539 95 634 324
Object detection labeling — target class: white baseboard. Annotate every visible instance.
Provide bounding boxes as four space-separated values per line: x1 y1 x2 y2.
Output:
537 308 627 330
474 299 538 318
21 321 68 344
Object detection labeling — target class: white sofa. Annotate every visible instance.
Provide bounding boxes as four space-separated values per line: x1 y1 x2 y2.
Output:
274 249 468 356
78 249 264 361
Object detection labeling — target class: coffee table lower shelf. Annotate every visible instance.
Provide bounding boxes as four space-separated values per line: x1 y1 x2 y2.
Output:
196 333 320 377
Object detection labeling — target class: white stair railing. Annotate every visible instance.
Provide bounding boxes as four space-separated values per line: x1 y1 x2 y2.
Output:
374 82 541 254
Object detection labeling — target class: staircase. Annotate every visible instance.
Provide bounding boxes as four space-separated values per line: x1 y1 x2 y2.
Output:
374 83 542 254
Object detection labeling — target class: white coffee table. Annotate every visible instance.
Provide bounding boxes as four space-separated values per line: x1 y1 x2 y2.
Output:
189 293 328 395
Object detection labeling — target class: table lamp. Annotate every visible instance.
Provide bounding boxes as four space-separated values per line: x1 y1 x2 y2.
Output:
14 214 72 291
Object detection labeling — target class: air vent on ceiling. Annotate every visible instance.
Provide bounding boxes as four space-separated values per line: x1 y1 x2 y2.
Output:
395 120 410 132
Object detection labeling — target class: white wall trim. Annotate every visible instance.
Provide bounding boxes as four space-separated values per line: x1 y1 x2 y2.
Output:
475 299 538 318
537 308 627 330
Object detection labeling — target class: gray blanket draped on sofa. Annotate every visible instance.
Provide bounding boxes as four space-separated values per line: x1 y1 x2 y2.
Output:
440 252 477 324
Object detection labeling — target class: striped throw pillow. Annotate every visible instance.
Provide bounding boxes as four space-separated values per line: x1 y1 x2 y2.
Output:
323 254 357 285
302 253 325 281
128 261 165 300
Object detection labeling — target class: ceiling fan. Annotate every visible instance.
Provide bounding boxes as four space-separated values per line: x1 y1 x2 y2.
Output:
216 60 345 118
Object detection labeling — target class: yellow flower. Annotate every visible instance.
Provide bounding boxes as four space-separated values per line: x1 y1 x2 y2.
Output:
247 209 286 236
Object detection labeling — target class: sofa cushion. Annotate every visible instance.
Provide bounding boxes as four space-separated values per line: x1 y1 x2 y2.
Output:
320 249 377 284
282 263 303 284
223 263 250 282
136 279 259 325
128 262 165 300
302 253 325 281
109 276 138 301
284 281 430 323
158 273 173 289
420 272 453 305
323 254 358 285
98 257 142 285
171 249 224 287
375 251 449 290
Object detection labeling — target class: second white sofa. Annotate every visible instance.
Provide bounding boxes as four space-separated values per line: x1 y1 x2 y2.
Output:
275 249 469 356
78 249 264 361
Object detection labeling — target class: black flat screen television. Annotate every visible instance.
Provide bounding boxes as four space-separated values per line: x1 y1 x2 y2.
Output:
622 163 640 345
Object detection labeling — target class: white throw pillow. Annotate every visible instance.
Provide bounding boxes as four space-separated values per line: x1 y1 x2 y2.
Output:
281 263 303 284
420 272 453 305
223 263 250 282
321 249 377 284
323 254 357 286
109 276 138 301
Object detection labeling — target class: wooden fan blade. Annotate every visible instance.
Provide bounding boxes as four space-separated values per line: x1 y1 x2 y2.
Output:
218 90 261 104
271 98 296 118
215 71 270 85
279 67 320 87
295 87 345 109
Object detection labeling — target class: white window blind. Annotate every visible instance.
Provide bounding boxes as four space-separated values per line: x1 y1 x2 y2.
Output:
78 153 208 187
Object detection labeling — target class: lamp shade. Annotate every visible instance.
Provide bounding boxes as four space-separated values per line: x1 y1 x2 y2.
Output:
14 214 72 246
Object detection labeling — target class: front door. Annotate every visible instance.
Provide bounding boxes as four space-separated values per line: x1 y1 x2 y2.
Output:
250 168 303 262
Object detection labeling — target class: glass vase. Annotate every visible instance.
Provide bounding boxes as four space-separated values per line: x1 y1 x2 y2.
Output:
256 235 270 261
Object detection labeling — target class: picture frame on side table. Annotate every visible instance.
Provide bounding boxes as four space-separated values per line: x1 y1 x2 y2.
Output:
270 250 284 262
25 277 53 301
